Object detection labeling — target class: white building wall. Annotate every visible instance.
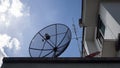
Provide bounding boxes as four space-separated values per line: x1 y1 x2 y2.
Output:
98 2 120 57
84 27 99 56
82 0 120 57
100 3 120 39
102 2 120 25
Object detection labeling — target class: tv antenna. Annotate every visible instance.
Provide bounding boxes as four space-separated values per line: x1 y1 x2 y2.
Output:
72 18 81 57
29 24 72 57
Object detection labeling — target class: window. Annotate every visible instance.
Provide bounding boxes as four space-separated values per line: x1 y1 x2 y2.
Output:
97 15 105 36
96 15 105 45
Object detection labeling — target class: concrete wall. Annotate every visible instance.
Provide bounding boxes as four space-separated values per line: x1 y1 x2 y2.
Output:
84 40 89 55
2 57 120 68
82 0 99 27
102 39 116 57
86 40 98 54
83 27 99 56
85 27 96 41
2 63 120 68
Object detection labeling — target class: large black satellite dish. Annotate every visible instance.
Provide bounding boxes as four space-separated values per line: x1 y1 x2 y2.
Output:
29 24 72 57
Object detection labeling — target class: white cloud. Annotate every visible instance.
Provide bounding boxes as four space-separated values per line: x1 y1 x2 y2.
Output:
0 0 29 27
0 14 5 22
0 34 11 50
0 34 20 50
0 0 10 13
0 49 6 67
0 34 21 55
9 0 23 17
8 38 20 50
0 34 21 66
0 0 30 66
0 0 30 57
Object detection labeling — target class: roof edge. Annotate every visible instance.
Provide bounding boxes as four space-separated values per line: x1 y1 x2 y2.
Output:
3 57 120 63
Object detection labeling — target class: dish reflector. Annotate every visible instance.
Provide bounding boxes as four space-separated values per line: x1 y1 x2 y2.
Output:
29 24 72 57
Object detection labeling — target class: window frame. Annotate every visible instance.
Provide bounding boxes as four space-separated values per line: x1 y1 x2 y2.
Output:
96 15 105 45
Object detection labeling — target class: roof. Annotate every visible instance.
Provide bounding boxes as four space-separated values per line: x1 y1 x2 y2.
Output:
3 57 120 63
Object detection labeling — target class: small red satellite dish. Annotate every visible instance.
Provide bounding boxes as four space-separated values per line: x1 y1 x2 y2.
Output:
85 51 100 58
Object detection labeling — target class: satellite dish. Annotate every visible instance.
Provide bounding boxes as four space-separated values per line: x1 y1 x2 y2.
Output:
29 24 72 57
85 51 100 58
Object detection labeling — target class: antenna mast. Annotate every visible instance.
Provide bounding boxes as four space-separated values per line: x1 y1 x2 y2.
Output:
72 18 81 57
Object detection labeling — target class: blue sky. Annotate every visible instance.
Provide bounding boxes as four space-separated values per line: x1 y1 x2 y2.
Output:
0 0 82 58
